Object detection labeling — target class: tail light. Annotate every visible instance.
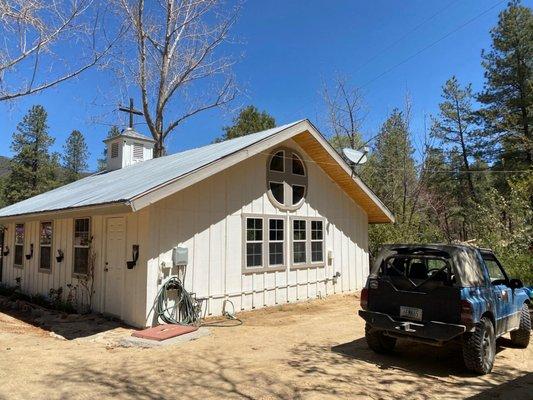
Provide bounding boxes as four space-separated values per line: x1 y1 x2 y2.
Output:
460 299 473 326
360 287 369 310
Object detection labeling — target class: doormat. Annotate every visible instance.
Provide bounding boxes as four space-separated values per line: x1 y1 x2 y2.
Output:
132 324 198 341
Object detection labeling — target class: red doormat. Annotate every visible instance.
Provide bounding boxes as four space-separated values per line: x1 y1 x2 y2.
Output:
132 324 198 341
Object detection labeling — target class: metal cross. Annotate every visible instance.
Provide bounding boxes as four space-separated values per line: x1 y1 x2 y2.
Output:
119 98 144 129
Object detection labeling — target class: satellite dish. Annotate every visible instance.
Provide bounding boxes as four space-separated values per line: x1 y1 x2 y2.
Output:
342 147 369 165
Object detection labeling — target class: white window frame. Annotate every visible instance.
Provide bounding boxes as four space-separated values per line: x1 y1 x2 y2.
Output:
14 223 24 268
290 216 326 269
73 217 91 276
39 221 53 273
242 214 287 274
133 142 144 160
268 217 285 267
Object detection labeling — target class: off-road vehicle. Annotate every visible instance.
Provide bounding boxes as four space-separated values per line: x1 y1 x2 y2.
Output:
359 244 531 374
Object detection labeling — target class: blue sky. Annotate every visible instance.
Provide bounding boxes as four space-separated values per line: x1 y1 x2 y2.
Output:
1 0 531 170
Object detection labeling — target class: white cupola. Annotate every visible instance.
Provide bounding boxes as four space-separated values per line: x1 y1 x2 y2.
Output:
104 128 156 171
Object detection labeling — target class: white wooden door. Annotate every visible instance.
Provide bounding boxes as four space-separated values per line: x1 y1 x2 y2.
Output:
104 217 125 317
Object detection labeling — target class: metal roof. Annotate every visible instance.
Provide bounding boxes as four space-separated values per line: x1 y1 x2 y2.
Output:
103 128 156 143
0 121 303 218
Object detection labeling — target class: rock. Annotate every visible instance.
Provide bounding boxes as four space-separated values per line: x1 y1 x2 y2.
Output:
49 332 66 340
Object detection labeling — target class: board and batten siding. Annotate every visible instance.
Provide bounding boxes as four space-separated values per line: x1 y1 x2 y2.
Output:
144 139 369 325
1 210 150 328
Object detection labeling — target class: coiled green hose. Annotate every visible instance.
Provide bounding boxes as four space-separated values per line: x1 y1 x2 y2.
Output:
156 276 200 325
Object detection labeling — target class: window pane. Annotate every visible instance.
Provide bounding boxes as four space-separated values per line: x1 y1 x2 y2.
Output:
269 242 284 265
40 222 52 245
293 220 306 240
484 259 505 282
269 219 284 241
40 247 51 270
246 243 262 267
74 248 89 274
14 245 23 266
269 182 284 204
292 185 305 205
293 242 306 263
270 151 284 172
246 218 262 241
311 220 323 240
292 154 305 175
311 241 323 262
15 224 24 244
74 218 90 246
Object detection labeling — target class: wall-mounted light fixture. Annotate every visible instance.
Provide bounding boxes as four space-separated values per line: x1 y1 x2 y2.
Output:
56 249 64 263
25 244 34 260
2 245 9 256
126 244 139 269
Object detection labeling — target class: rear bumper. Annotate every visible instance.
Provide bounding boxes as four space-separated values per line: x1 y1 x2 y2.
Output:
359 310 466 342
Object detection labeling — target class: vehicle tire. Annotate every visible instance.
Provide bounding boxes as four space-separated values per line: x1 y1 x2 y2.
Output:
365 323 396 354
510 303 531 348
462 316 496 375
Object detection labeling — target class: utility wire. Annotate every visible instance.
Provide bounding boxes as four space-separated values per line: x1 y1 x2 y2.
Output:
359 0 506 89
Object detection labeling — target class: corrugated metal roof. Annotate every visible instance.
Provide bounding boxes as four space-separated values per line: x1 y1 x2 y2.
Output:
0 121 303 218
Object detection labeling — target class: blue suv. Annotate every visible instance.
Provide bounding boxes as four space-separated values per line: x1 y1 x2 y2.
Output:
359 244 531 374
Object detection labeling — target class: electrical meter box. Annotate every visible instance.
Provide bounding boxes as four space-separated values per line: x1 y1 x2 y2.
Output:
172 246 188 267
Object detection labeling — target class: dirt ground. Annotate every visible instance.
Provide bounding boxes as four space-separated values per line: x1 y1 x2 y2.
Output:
0 293 531 400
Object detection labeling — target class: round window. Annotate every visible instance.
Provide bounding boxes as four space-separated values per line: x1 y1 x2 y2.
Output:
266 148 308 210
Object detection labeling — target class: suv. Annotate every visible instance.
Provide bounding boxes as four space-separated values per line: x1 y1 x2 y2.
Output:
359 244 531 374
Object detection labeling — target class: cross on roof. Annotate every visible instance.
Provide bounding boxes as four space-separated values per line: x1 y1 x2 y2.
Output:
119 98 144 129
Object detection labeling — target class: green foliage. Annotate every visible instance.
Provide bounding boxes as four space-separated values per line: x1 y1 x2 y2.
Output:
215 105 276 143
62 130 89 183
4 105 59 205
97 125 121 171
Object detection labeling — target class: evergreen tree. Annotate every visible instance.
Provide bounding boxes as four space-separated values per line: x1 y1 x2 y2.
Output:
97 125 121 171
478 0 533 166
215 106 276 142
4 105 58 204
431 76 481 201
62 130 89 183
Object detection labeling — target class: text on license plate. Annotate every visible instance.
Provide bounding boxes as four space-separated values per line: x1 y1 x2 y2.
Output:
400 306 422 321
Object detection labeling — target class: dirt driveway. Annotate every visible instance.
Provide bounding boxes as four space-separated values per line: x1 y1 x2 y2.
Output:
0 293 531 400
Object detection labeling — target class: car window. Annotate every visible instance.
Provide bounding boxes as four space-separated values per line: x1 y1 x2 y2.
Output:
484 258 506 283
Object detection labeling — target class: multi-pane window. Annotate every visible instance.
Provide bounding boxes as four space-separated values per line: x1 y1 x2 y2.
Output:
40 222 52 270
14 223 24 267
269 219 284 266
74 218 90 275
267 148 308 210
311 220 324 263
245 218 263 268
293 220 306 264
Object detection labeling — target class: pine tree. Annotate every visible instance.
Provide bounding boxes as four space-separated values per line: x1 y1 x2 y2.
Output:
97 125 121 171
62 130 89 183
478 0 533 167
215 106 276 142
431 76 481 201
4 105 58 204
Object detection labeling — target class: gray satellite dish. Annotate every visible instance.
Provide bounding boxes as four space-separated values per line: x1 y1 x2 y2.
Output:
342 147 369 165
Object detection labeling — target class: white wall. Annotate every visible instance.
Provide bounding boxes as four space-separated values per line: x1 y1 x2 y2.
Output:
144 139 369 325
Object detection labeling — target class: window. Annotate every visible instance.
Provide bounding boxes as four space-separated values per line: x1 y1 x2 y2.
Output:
14 223 24 267
245 218 263 268
39 222 52 271
266 147 308 211
111 142 119 158
482 255 507 284
133 142 144 160
73 218 90 275
293 220 306 264
311 220 324 262
269 219 284 266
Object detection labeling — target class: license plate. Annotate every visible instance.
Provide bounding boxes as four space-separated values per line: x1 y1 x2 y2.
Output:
400 306 422 321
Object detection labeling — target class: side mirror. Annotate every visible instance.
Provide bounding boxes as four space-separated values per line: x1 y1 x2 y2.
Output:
509 278 523 289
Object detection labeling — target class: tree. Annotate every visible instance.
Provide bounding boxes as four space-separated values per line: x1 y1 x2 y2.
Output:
431 76 481 201
478 0 533 166
215 105 275 142
63 130 89 182
4 105 59 204
0 1 124 101
322 76 365 154
116 0 239 156
97 125 121 171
